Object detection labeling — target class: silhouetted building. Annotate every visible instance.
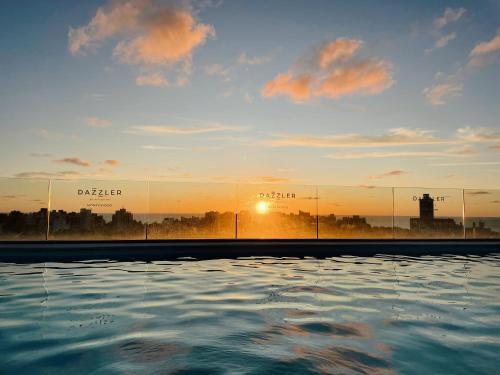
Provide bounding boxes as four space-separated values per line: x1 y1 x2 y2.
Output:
111 208 134 230
410 193 462 235
419 194 434 228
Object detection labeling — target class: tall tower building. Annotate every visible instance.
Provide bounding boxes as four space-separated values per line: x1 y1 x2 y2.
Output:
419 193 434 228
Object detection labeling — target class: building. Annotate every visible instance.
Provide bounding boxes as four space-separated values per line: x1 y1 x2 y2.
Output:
410 193 462 234
419 194 434 229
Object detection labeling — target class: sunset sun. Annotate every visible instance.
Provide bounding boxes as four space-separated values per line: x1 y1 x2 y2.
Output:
256 201 269 214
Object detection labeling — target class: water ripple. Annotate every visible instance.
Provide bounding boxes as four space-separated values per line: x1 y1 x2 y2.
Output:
1 255 500 374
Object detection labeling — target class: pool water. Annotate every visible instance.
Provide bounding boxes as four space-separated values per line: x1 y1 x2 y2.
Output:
1 255 500 374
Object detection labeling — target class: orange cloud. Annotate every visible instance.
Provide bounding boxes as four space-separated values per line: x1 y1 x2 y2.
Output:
69 0 214 84
318 38 363 68
103 160 119 166
30 153 52 158
456 126 500 142
113 5 214 66
423 82 463 105
135 73 168 87
14 171 83 178
86 117 112 127
53 157 91 167
259 176 291 183
68 0 147 55
370 170 408 179
468 30 500 67
261 72 313 103
316 59 393 99
129 124 244 135
261 38 393 103
425 32 456 53
325 148 474 159
264 128 447 148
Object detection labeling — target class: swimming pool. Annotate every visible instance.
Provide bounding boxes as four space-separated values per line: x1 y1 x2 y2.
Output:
1 255 499 374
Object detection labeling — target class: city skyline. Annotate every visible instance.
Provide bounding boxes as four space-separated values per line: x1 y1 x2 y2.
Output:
2 177 500 217
1 190 498 240
0 1 499 188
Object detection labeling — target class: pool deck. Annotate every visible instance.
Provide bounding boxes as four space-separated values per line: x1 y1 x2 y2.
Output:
0 239 498 262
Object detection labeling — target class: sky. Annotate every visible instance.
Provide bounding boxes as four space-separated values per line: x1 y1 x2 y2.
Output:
0 0 499 190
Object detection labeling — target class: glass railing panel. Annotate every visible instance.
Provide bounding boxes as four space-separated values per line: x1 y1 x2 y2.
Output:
318 186 393 238
48 179 148 240
464 189 500 239
236 184 317 239
393 187 464 239
148 182 237 239
0 178 49 240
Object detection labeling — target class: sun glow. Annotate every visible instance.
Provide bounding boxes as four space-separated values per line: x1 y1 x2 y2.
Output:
256 201 269 214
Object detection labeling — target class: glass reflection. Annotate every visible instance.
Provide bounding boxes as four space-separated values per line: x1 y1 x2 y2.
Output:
236 184 317 239
464 189 500 238
148 182 237 239
394 188 464 239
0 178 49 240
48 179 148 240
318 186 393 238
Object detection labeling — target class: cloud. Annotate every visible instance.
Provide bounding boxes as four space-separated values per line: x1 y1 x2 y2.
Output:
142 145 185 150
53 157 91 167
135 72 169 86
431 161 500 167
261 38 393 103
423 82 463 105
112 6 214 66
68 0 146 55
197 0 224 10
129 124 243 135
456 126 500 142
468 30 500 67
212 175 292 184
30 153 52 158
466 191 491 195
259 176 291 183
426 32 456 53
261 72 313 102
435 32 456 49
264 126 498 151
317 38 363 68
315 59 394 99
204 63 231 81
433 7 466 30
325 147 475 159
425 8 465 54
370 170 408 179
2 195 20 199
238 52 272 66
86 117 112 127
69 0 215 84
264 128 448 148
14 171 83 178
33 128 59 140
103 159 119 166
142 144 219 152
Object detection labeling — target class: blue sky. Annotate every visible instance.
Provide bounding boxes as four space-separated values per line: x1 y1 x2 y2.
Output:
0 0 499 188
